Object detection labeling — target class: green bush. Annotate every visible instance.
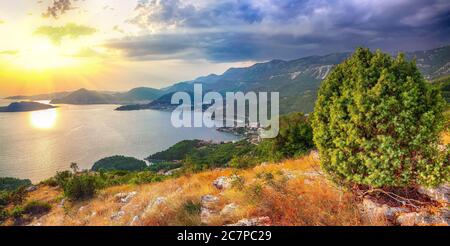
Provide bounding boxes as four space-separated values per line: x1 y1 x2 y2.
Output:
183 200 201 215
92 156 147 172
23 200 51 215
10 206 24 218
0 188 27 206
147 162 182 173
0 177 32 191
313 48 448 188
255 112 314 162
229 155 257 169
63 174 98 201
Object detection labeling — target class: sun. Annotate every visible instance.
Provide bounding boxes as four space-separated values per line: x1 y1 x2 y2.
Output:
29 108 58 129
10 38 80 71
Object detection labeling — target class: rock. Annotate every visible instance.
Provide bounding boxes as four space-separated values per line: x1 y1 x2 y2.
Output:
201 207 215 224
281 169 296 180
310 150 320 161
130 216 140 226
78 206 86 213
153 197 166 206
115 191 138 204
144 197 166 214
213 177 231 190
359 198 410 222
25 185 38 192
200 195 221 224
164 168 181 176
396 211 449 226
201 195 220 209
220 203 238 217
58 199 66 208
111 211 125 221
418 184 449 204
227 217 271 226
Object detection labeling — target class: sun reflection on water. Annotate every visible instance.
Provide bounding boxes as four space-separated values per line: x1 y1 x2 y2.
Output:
29 108 58 129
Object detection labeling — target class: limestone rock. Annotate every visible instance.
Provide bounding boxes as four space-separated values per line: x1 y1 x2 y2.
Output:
115 191 137 203
25 185 38 192
213 177 231 190
396 211 449 226
110 211 125 221
220 203 238 217
130 215 140 226
418 184 449 204
359 198 410 222
201 195 220 209
227 217 271 226
144 197 166 214
201 207 215 224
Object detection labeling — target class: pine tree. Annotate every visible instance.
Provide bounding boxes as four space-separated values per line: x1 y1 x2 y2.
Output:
312 48 449 188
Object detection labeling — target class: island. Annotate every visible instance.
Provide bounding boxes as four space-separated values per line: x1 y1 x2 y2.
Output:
0 101 57 112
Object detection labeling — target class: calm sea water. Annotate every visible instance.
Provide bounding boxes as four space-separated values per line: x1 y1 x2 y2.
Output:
0 99 239 182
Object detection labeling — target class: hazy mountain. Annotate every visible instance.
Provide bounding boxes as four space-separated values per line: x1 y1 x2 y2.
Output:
117 87 163 102
5 91 72 100
49 87 162 105
134 45 450 114
0 101 57 112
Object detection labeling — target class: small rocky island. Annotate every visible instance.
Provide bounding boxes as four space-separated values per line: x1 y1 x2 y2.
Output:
0 101 57 112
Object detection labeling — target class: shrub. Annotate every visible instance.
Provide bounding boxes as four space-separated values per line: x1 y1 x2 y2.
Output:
129 171 164 185
10 206 24 218
229 155 257 169
23 200 51 215
147 162 182 173
92 156 147 172
183 200 201 215
313 48 448 187
0 188 27 206
54 171 73 187
63 174 98 201
0 177 32 191
254 112 314 162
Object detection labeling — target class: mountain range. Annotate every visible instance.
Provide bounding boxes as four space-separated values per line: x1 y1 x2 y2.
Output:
6 45 450 114
119 45 450 114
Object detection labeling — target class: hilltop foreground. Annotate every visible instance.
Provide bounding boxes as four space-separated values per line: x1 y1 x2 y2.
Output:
3 150 448 226
3 153 370 226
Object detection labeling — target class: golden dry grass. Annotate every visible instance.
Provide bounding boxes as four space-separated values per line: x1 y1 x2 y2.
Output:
442 132 450 145
19 152 380 226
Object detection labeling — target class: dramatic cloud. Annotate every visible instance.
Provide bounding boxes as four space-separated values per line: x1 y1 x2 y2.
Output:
42 0 77 19
35 23 97 44
108 0 450 62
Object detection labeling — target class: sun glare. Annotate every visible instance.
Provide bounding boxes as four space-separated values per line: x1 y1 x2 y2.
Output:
29 108 58 129
11 38 80 71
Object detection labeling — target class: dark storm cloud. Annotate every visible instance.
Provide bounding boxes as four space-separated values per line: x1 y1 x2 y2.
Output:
109 0 450 62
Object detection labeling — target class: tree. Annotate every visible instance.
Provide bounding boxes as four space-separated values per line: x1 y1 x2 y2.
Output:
70 162 79 173
256 112 314 161
312 48 448 188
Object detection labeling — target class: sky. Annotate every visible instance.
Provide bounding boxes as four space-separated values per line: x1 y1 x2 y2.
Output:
0 0 449 96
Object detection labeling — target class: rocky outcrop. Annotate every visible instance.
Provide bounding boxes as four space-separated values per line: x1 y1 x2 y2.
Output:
396 209 449 226
359 198 410 222
418 184 449 204
213 177 231 190
200 195 220 224
220 203 238 217
114 191 137 204
110 211 125 221
227 217 271 226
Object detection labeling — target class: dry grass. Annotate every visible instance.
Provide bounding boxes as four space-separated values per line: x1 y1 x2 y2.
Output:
19 152 381 226
442 132 450 145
